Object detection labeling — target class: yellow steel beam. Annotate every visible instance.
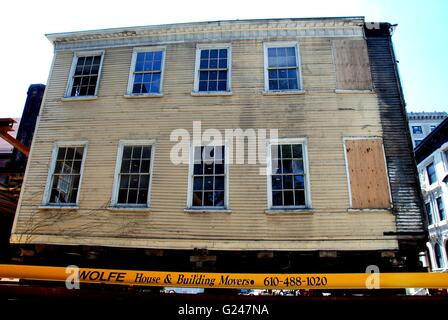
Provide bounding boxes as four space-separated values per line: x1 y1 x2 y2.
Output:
1 264 448 289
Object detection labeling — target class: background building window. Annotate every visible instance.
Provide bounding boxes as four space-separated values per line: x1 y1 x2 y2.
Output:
426 162 437 185
414 140 422 147
436 197 446 221
425 202 434 225
68 53 103 97
191 146 226 207
269 142 308 207
265 44 301 91
128 49 164 95
195 47 230 92
47 146 85 205
412 126 423 134
430 125 437 132
115 145 152 206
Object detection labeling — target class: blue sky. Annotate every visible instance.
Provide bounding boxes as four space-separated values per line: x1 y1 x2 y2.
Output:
1 0 446 117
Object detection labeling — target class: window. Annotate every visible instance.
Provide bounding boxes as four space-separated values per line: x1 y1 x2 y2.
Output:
344 138 391 209
332 40 373 91
425 202 434 225
426 162 437 185
127 47 165 95
436 197 446 221
44 143 87 206
189 145 226 208
412 126 423 134
66 51 104 97
194 45 231 93
268 140 310 208
430 125 437 132
264 43 302 92
112 142 154 207
414 140 422 147
435 243 445 269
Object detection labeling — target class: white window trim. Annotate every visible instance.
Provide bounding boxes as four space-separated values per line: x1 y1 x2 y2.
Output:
266 138 311 210
42 141 88 207
342 136 392 209
192 43 232 94
186 142 230 210
64 50 105 99
110 140 156 208
125 46 166 97
263 42 304 93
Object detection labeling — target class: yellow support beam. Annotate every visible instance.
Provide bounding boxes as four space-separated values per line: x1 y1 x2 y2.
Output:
1 264 447 290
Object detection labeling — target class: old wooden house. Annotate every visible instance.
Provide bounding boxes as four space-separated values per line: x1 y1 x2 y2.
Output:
10 17 426 272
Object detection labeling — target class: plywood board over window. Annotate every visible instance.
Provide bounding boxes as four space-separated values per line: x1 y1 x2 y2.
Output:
333 40 373 90
344 139 391 209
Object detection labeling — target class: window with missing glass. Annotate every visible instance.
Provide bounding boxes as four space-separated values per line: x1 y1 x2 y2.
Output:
190 145 226 208
264 43 302 92
45 144 86 205
194 45 231 93
268 141 309 208
127 48 165 95
67 52 103 97
113 143 153 207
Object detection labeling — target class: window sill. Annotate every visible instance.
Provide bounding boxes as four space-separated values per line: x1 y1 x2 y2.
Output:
265 208 314 214
38 205 79 210
107 206 151 212
123 94 163 99
348 208 391 212
334 89 374 94
184 208 232 214
191 91 233 97
262 90 305 96
61 96 98 102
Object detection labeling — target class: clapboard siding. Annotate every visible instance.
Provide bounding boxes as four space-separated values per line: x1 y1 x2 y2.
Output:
365 27 425 235
11 25 400 251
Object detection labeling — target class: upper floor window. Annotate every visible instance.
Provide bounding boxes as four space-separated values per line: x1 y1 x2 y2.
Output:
268 140 310 208
412 126 423 134
189 145 227 208
430 125 437 132
425 202 434 225
44 142 87 206
436 196 446 221
426 162 437 185
194 45 231 93
127 47 165 96
112 141 154 207
264 43 302 92
414 140 422 147
435 243 445 269
66 51 104 97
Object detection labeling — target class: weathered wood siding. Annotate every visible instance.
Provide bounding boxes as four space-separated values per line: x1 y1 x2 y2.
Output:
365 25 425 236
11 24 400 251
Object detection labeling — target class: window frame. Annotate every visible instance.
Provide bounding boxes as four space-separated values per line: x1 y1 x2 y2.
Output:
266 138 311 210
426 162 437 185
186 143 229 210
65 50 105 99
193 43 232 94
111 140 156 208
263 42 303 93
42 141 88 207
125 46 166 97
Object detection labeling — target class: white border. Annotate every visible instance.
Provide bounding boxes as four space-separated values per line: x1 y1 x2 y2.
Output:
266 137 311 210
64 50 105 99
192 43 232 94
342 136 392 209
42 141 88 207
263 42 304 93
110 140 156 208
186 142 230 210
125 46 166 97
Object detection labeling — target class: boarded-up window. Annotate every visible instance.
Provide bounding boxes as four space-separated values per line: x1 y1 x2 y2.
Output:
333 40 373 90
345 139 391 209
